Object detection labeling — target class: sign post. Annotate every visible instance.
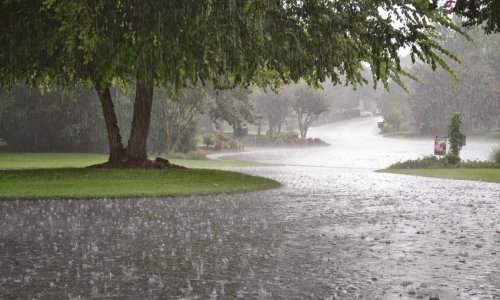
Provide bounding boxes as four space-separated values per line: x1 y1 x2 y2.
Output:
434 136 447 156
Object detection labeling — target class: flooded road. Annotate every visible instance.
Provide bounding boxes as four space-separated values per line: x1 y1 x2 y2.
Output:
1 118 499 299
219 117 496 169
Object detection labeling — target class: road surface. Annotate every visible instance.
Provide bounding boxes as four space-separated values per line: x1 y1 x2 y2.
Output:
1 117 499 299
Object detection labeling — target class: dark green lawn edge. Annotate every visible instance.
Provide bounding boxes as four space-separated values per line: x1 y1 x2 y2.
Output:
376 168 500 183
0 152 278 169
0 168 281 201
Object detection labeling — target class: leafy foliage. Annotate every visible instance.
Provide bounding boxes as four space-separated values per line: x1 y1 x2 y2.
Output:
445 152 461 165
202 134 215 148
385 107 405 130
0 84 108 152
171 122 198 153
252 90 290 140
490 147 500 163
377 26 500 136
158 85 206 154
2 1 474 93
452 0 500 33
282 83 330 138
208 88 254 131
448 113 464 156
389 155 500 169
1 0 487 163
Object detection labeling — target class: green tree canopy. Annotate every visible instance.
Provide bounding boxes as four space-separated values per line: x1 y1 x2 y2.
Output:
452 0 500 33
0 0 484 167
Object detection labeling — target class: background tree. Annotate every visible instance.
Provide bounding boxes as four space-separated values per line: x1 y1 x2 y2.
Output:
1 0 476 167
451 0 500 33
448 113 464 156
0 84 108 152
376 25 500 135
203 134 215 148
283 84 330 138
385 107 405 131
208 88 255 136
158 86 206 155
252 91 290 140
322 70 387 121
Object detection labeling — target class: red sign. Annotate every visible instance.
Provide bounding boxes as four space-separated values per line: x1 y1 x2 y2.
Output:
434 137 447 156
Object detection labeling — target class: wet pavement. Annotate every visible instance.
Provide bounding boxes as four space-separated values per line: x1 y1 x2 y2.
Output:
1 118 499 299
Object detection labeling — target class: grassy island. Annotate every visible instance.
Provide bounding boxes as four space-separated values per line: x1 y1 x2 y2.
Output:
0 153 280 200
377 154 500 183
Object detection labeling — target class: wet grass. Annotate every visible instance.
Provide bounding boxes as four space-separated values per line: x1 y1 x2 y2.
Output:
0 152 271 169
0 168 280 200
0 153 109 169
379 168 500 183
0 153 280 199
381 130 417 138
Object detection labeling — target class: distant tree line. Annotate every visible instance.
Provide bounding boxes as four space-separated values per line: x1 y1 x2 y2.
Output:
377 26 500 135
0 84 205 153
0 81 333 153
0 85 108 152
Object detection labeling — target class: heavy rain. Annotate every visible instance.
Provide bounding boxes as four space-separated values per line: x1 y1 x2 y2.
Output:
1 1 499 300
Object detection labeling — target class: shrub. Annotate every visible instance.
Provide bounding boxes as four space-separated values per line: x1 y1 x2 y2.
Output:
214 140 228 151
448 113 464 156
203 134 215 147
445 153 461 165
169 122 198 153
389 155 443 169
228 139 244 150
216 133 229 142
385 107 404 130
460 160 500 169
490 146 500 163
274 136 285 145
389 155 500 169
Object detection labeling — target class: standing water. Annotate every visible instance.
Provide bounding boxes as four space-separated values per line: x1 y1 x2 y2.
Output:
218 117 496 168
1 118 499 299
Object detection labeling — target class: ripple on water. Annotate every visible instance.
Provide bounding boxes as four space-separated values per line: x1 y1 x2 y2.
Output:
1 118 499 298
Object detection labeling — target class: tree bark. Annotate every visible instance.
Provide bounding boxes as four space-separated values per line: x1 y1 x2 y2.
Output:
297 112 306 138
96 86 125 165
127 77 154 164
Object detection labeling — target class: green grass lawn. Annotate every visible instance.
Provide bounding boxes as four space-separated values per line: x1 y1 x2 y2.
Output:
0 153 280 200
0 152 270 169
378 168 500 183
0 168 280 200
381 130 417 138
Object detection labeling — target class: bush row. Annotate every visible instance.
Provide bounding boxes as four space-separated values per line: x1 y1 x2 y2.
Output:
389 154 500 169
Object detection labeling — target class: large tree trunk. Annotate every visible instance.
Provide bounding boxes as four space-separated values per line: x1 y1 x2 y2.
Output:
96 86 125 165
126 77 154 165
